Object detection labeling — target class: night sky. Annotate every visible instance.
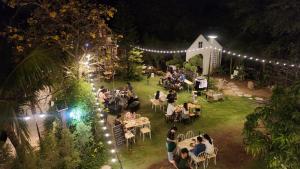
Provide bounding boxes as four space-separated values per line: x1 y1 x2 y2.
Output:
1 0 299 61
108 0 237 48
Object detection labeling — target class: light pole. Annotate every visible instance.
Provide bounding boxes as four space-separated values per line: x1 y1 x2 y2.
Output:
206 35 218 91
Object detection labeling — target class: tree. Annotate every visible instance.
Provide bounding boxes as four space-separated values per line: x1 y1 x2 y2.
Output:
243 83 300 169
111 0 138 47
166 54 185 68
1 0 116 154
0 142 14 168
57 129 81 169
38 130 60 169
0 46 64 154
119 48 144 80
4 0 117 79
184 54 203 72
232 0 300 62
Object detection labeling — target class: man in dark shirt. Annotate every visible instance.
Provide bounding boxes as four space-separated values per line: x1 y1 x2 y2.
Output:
167 90 177 103
190 136 206 157
175 148 191 169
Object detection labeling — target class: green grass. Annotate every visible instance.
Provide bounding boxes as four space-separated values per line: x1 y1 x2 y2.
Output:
97 76 267 169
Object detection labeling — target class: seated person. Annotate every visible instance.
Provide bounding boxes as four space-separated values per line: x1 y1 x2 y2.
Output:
155 90 160 100
114 114 122 126
125 111 136 120
181 103 190 120
154 90 166 102
98 91 107 103
174 148 191 169
190 136 206 157
166 103 175 116
203 134 215 155
179 74 186 82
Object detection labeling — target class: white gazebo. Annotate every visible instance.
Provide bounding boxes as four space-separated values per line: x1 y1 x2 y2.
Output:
186 34 223 75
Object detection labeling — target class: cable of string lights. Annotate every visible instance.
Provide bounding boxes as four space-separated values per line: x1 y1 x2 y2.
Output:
133 46 300 69
84 54 121 167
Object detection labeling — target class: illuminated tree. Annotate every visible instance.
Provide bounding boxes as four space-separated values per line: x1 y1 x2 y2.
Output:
243 83 300 169
5 0 118 78
1 0 117 155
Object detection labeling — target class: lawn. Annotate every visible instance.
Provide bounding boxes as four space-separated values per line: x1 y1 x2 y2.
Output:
97 76 267 169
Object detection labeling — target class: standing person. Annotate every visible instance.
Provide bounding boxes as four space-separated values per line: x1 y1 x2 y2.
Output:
174 148 192 169
147 72 151 85
166 126 177 164
167 90 176 104
203 134 214 155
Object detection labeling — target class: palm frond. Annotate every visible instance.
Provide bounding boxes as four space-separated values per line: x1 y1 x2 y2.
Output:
1 47 64 97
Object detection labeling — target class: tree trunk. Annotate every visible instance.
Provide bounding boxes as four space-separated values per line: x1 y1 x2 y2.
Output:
30 101 41 141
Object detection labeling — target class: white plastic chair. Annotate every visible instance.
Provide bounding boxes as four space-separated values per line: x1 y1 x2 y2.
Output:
140 123 151 141
125 131 135 147
185 130 194 139
191 152 207 169
206 147 218 167
177 134 185 142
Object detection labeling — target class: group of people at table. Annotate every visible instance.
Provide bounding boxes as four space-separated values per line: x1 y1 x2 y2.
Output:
160 68 186 91
97 82 135 108
166 127 214 169
154 90 200 123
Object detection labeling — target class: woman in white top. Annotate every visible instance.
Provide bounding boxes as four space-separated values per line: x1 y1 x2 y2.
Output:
203 134 214 154
166 103 175 116
181 103 189 120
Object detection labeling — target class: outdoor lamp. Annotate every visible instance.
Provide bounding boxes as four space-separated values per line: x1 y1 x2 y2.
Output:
208 35 218 39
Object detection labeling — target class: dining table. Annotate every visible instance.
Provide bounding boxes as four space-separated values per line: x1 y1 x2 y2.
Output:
123 117 150 129
174 103 201 113
177 135 202 151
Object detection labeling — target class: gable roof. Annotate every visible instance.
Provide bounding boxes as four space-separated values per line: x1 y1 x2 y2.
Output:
187 34 222 50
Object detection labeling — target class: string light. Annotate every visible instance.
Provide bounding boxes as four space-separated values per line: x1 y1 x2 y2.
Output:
133 46 299 68
84 53 119 166
39 114 46 118
23 116 31 121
